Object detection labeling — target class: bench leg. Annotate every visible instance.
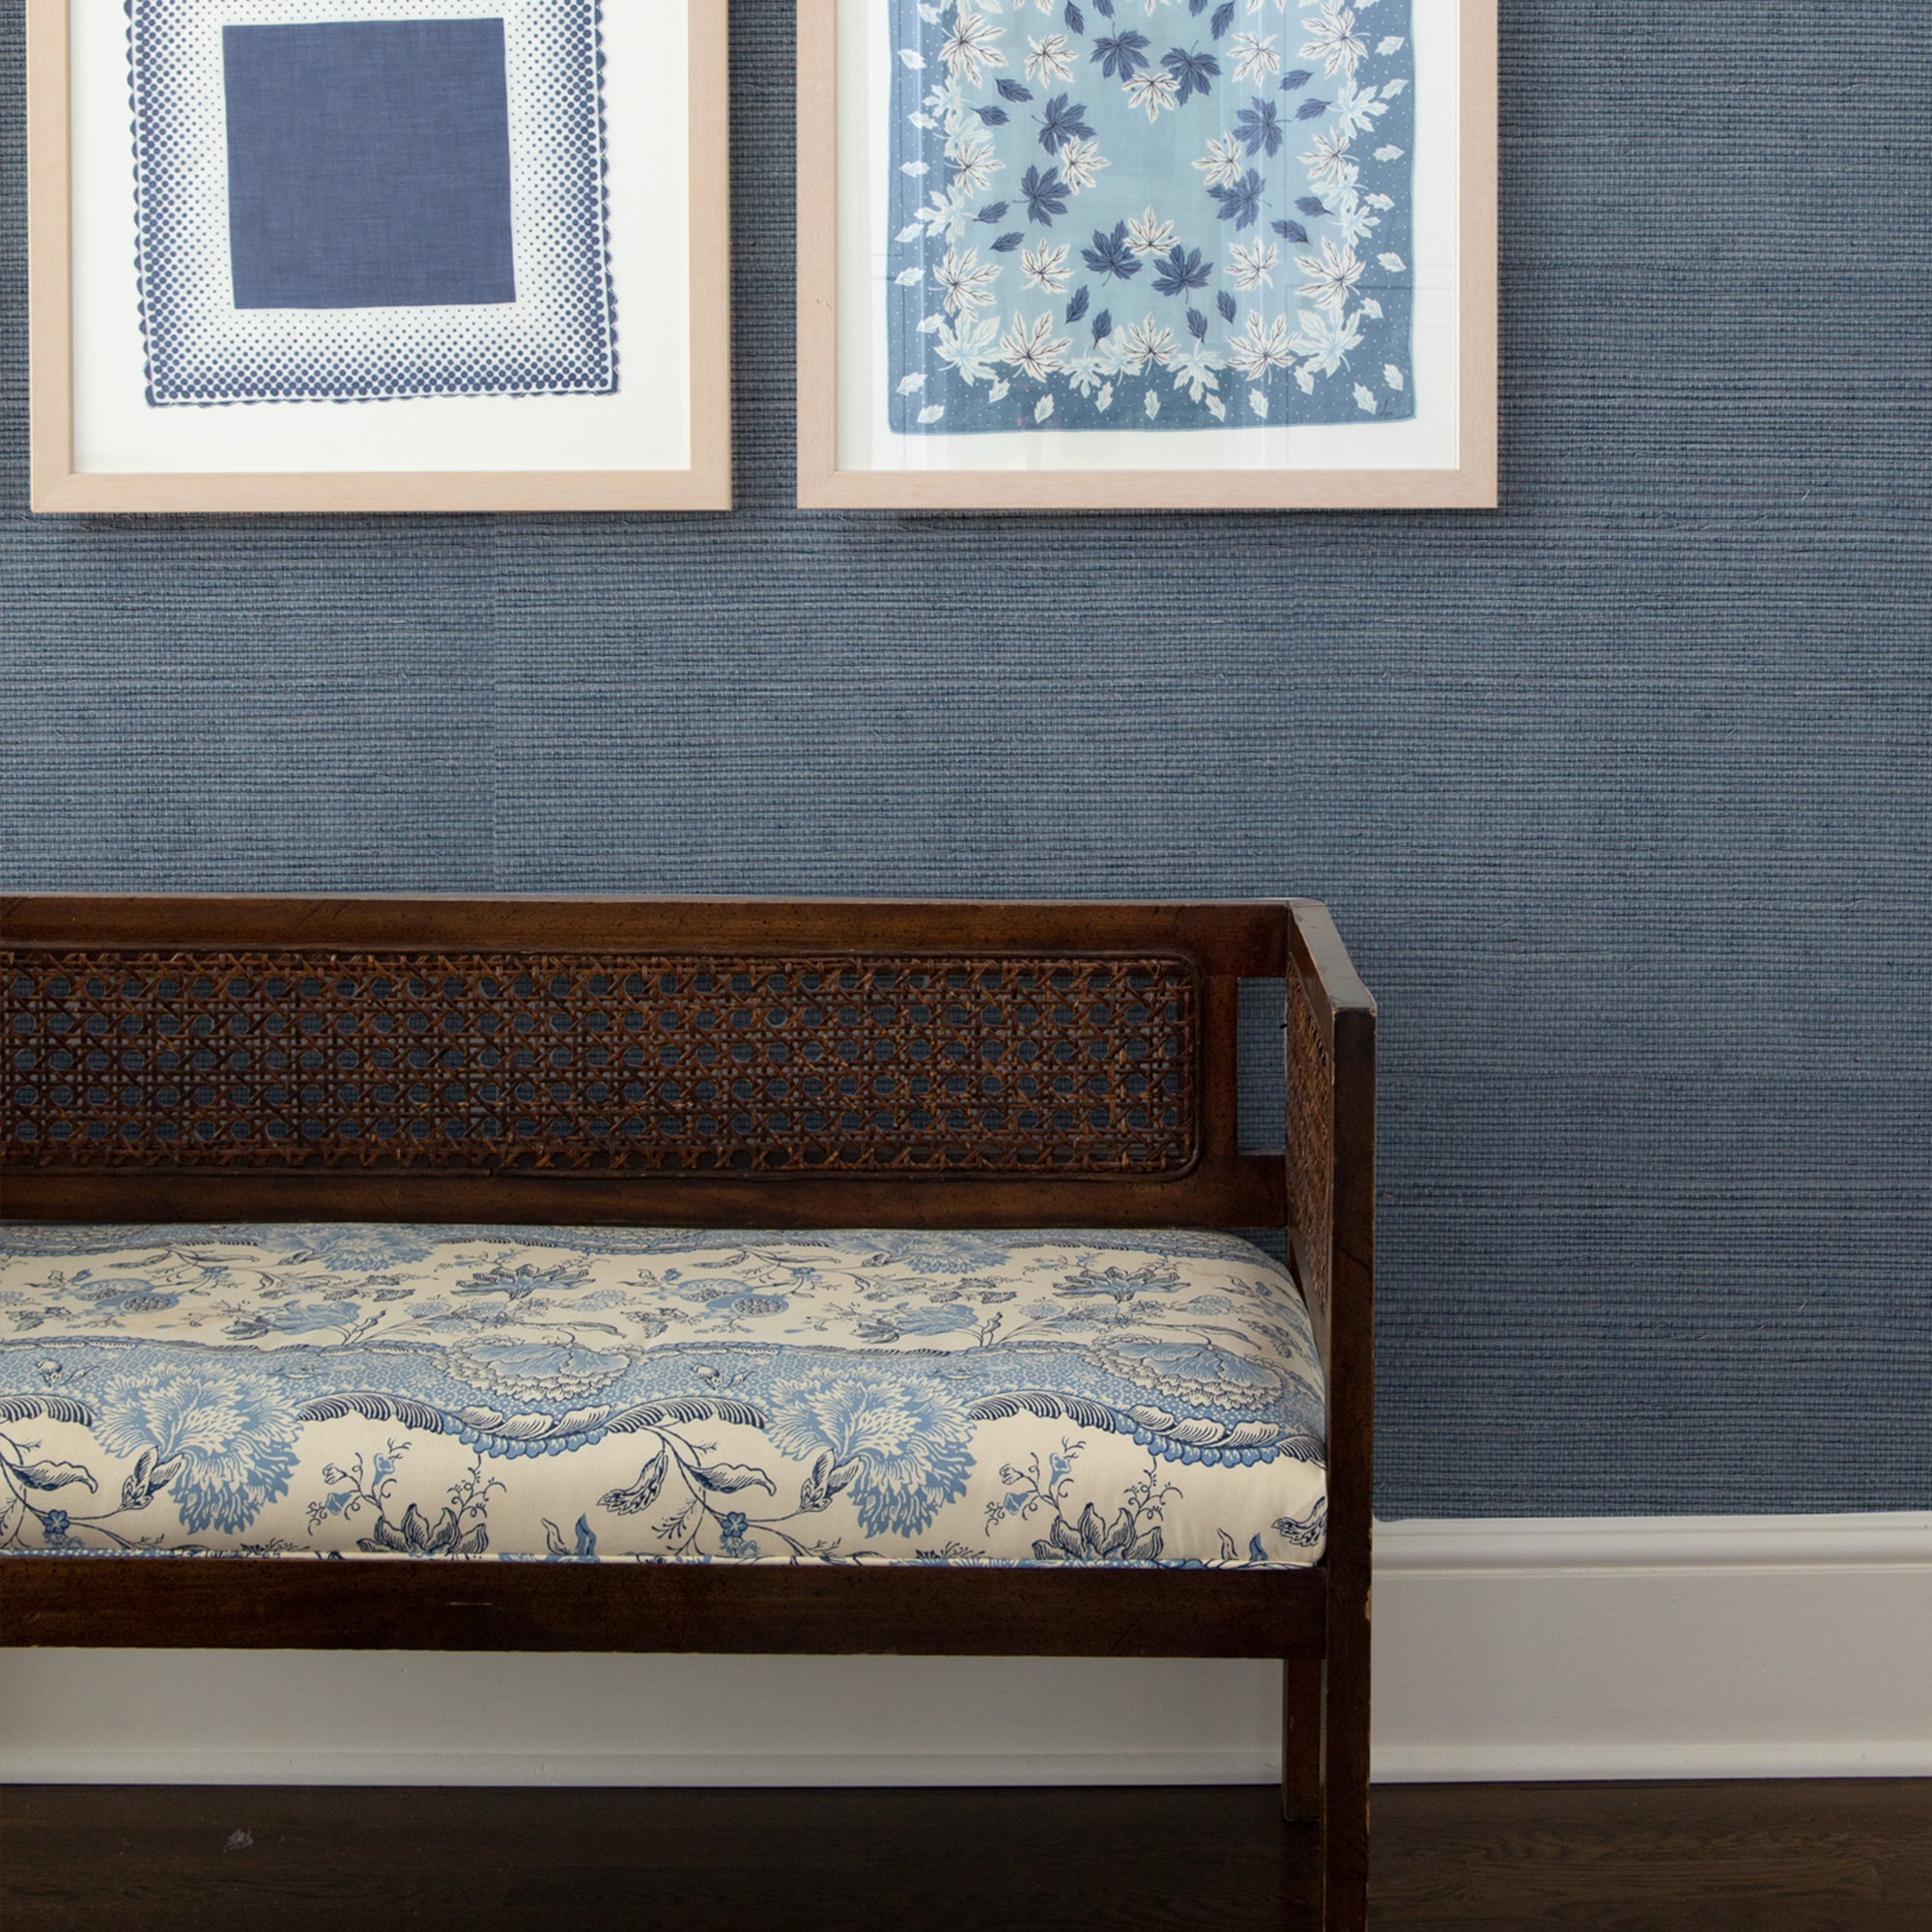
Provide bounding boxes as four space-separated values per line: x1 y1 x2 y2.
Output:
1320 1601 1372 1931
1282 1658 1323 1824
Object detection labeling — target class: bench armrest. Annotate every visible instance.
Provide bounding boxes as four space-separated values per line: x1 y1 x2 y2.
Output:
1283 898 1376 1531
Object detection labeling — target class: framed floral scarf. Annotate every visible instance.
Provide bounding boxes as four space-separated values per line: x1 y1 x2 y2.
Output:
798 0 1495 509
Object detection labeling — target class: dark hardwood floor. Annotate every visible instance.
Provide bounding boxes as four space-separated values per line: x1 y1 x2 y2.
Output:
4 1779 1929 1930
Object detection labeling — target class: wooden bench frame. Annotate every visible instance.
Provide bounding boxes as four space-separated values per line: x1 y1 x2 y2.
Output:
0 895 1375 1930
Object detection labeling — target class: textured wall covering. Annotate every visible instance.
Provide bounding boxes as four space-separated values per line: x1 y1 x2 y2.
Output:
1 4 1927 1518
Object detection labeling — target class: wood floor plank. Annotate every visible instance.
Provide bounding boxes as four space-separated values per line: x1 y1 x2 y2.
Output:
3 1779 1929 1931
1370 1779 1932 1931
0 1784 1318 1932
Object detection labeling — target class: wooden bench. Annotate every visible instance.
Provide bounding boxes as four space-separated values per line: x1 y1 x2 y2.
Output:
0 895 1376 1929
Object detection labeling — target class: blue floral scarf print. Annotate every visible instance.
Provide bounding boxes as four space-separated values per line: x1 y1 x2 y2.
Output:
0 1228 1327 1570
889 0 1415 434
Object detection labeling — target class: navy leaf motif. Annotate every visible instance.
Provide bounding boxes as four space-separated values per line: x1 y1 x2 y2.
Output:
1161 44 1220 105
1208 169 1265 229
1037 93 1096 154
1065 2 1085 33
1272 218 1311 244
1151 243 1210 298
1065 284 1091 324
996 77 1034 102
1236 97 1284 156
1081 221 1142 279
976 104 1009 127
991 231 1026 252
1094 0 1114 15
1210 1 1236 38
1295 196 1328 217
1280 68 1312 91
976 201 1010 223
1092 308 1113 342
1295 98 1330 122
1186 305 1208 340
1020 165 1071 226
1215 288 1238 323
1091 29 1151 81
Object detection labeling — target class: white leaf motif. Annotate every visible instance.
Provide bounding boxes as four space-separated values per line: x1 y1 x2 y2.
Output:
1207 395 1227 420
900 161 930 178
898 48 925 70
1380 76 1408 97
895 267 925 287
1353 383 1378 412
1377 252 1406 272
1377 36 1406 55
988 378 1011 401
1248 387 1269 419
1374 145 1404 161
918 404 946 424
1035 393 1055 423
898 373 927 394
1383 363 1404 391
1144 389 1160 419
895 222 925 244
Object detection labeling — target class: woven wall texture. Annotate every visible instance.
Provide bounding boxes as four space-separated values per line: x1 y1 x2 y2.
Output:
1 4 1926 1517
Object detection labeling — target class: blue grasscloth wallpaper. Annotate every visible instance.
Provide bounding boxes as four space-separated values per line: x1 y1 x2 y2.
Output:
1 5 1926 1517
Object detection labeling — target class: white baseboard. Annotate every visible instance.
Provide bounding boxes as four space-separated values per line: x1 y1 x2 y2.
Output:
1370 1510 1932 1781
5 1511 1929 1786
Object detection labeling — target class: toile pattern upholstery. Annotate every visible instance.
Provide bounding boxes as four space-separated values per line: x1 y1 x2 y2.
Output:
0 1226 1326 1568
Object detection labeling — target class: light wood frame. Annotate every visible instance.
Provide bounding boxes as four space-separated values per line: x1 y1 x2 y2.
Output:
797 0 1496 512
26 0 733 514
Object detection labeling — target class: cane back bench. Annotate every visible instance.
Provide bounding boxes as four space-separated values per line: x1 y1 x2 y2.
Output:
0 895 1375 1930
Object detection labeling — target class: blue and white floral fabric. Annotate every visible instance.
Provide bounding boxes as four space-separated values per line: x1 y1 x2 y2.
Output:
0 1227 1325 1568
889 0 1414 433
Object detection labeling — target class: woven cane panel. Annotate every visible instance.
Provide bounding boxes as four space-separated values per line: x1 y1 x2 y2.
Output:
1 951 1198 1175
1284 980 1333 1328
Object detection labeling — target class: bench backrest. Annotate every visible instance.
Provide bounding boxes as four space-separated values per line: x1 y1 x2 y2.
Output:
2 897 1292 1231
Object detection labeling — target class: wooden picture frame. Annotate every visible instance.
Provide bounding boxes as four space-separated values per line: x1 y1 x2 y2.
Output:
797 0 1496 511
27 0 732 514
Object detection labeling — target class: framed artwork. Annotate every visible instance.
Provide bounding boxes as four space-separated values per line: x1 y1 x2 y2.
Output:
27 0 731 513
797 0 1495 510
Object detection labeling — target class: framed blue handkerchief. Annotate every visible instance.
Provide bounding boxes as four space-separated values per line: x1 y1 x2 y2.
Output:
27 0 733 513
797 0 1497 511
129 0 614 407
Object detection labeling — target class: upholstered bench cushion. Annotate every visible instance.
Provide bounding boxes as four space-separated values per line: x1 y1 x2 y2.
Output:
0 1226 1325 1568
